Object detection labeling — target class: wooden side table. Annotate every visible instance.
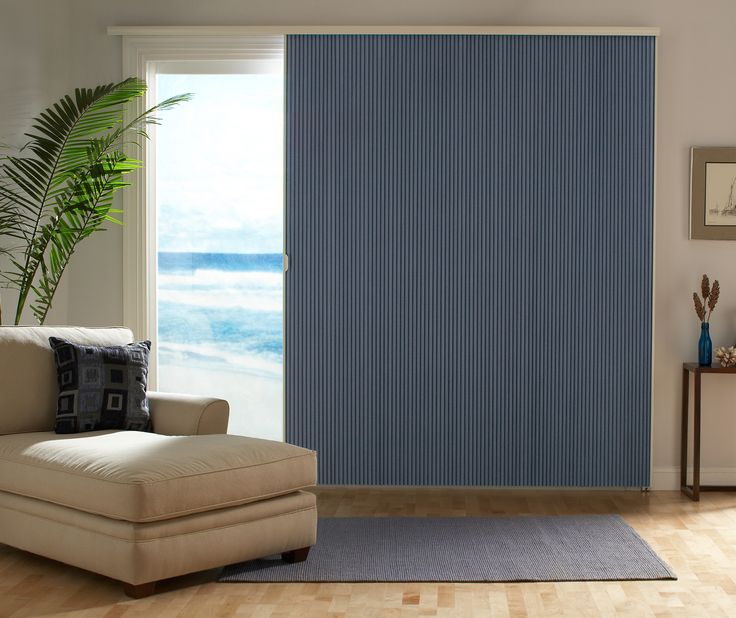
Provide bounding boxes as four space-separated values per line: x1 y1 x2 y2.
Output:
681 362 736 500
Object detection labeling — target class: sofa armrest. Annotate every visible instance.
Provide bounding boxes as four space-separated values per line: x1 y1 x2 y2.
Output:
148 392 229 435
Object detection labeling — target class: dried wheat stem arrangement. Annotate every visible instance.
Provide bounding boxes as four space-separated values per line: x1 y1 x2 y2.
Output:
693 274 720 322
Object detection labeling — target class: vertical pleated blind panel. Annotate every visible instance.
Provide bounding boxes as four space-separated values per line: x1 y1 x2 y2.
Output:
285 35 655 486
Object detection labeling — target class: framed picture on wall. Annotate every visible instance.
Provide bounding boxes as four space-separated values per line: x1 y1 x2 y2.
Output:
690 147 736 240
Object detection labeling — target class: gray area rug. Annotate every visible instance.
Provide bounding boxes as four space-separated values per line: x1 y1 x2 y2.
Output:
219 515 675 583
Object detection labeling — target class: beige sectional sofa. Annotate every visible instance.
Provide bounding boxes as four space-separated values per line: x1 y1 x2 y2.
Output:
0 326 317 597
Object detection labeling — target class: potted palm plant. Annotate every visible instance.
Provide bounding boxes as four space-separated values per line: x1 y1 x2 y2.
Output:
0 78 189 324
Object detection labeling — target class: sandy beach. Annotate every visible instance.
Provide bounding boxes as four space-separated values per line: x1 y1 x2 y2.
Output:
157 360 283 441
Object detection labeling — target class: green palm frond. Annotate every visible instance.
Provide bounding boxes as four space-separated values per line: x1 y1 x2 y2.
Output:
0 77 190 324
29 151 139 324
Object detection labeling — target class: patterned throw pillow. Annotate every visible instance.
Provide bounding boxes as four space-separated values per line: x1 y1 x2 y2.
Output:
49 337 152 434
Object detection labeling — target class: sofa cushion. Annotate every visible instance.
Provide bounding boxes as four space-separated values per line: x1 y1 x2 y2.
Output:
49 337 152 434
0 327 134 434
0 431 316 522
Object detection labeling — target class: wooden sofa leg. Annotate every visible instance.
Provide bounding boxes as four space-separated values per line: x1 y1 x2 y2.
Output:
123 581 156 598
281 546 311 563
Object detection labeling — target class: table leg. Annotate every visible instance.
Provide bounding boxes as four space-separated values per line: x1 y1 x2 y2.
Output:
681 368 689 491
693 371 702 501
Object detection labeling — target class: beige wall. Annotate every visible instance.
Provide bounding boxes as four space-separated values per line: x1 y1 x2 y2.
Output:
1 0 735 488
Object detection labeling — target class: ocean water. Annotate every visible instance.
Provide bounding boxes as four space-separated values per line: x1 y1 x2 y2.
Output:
157 252 283 379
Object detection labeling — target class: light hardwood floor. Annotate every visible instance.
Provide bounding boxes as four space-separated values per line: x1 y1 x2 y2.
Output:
1 488 735 617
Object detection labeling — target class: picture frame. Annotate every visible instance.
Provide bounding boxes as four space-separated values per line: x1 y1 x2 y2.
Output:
690 147 736 240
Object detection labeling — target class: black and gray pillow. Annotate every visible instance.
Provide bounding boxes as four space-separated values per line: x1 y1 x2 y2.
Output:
49 337 152 434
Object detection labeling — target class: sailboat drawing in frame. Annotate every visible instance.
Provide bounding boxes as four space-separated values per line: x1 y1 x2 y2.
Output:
705 163 736 226
690 147 736 240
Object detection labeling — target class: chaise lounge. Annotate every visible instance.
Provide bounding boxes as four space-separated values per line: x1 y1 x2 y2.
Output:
0 326 317 597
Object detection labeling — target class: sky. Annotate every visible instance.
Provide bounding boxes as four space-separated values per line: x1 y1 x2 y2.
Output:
155 72 284 254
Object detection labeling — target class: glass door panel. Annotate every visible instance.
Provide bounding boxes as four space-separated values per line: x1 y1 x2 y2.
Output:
155 71 284 440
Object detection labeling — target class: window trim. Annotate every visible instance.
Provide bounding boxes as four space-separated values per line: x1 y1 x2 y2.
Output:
111 25 659 36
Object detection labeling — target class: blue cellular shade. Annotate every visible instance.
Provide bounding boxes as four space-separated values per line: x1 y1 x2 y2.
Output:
285 35 655 486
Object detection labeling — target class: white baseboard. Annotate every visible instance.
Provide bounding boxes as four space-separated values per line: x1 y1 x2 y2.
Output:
651 466 736 490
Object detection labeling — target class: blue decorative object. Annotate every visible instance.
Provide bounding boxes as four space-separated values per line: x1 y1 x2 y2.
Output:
698 323 712 366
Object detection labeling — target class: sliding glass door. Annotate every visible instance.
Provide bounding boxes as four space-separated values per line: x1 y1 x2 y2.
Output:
154 60 284 439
